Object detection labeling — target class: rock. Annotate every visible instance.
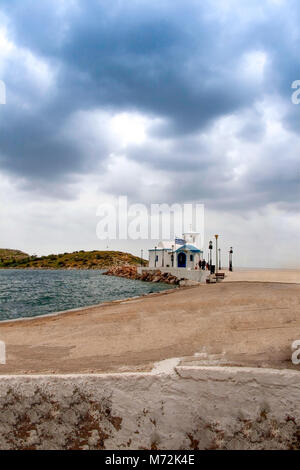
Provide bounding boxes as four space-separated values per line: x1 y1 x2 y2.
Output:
103 266 181 286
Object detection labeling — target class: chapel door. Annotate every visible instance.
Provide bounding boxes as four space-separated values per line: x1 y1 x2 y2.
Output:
177 252 187 268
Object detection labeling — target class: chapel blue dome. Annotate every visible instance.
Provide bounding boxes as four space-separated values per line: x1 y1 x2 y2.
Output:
176 244 202 253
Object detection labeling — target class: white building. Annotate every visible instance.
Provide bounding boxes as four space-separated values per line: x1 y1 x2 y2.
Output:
148 231 204 270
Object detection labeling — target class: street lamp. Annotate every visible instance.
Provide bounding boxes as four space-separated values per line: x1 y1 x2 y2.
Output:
209 240 213 268
215 235 219 274
229 247 233 272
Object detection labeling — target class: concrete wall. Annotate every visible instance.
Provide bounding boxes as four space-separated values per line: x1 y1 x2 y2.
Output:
1 365 300 450
138 266 209 283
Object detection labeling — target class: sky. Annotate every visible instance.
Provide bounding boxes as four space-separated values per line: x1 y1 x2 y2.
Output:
0 0 299 267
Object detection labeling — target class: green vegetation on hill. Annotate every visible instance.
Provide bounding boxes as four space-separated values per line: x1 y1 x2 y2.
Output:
0 249 148 269
0 249 29 262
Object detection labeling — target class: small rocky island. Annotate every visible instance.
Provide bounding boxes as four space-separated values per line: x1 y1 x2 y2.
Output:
0 249 147 270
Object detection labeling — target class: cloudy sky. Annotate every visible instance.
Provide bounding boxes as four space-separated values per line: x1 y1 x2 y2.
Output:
0 0 299 267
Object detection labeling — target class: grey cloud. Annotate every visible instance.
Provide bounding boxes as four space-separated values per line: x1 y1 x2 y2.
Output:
0 0 299 212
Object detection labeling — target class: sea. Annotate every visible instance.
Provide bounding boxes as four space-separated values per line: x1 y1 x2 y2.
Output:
0 269 173 321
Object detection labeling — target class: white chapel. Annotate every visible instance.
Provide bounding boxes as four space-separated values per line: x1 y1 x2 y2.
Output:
148 231 204 270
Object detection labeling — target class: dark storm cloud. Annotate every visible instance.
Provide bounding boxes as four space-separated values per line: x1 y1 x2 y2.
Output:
0 0 299 208
3 0 258 128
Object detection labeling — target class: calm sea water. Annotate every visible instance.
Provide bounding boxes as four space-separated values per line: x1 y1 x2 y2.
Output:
0 269 172 321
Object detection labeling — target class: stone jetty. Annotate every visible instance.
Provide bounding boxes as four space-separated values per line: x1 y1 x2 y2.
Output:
102 265 180 285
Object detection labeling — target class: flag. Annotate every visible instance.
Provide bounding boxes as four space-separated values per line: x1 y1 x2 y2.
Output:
175 238 186 246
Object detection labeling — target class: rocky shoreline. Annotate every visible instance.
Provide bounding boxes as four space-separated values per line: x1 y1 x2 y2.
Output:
102 265 181 285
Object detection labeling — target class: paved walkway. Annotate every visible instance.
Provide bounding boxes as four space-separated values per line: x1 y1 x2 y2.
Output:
0 274 300 374
223 269 300 284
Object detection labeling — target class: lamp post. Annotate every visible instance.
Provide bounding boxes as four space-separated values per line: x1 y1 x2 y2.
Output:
229 247 233 272
209 240 213 269
154 246 157 268
218 248 221 270
215 235 219 274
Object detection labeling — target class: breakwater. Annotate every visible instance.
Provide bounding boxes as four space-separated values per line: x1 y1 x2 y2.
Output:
103 265 181 285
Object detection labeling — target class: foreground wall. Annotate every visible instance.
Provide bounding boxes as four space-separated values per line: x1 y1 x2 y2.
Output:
1 366 300 450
